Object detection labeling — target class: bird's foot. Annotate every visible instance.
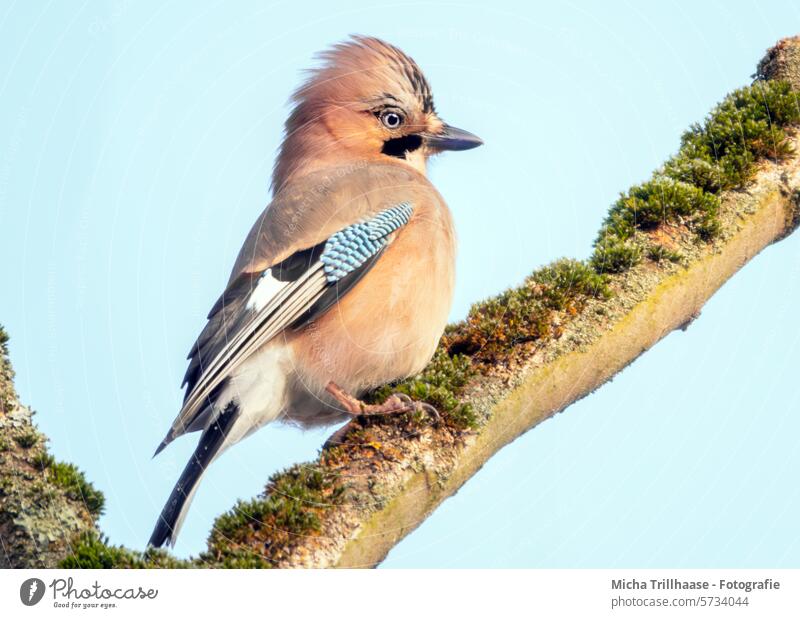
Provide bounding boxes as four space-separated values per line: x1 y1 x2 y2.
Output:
325 382 440 422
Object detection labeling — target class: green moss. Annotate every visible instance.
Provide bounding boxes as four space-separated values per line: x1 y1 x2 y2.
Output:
59 532 189 569
592 177 717 273
14 430 38 449
31 450 55 469
204 463 346 567
198 545 273 569
215 464 344 536
5 415 106 524
662 155 725 194
529 259 611 307
446 259 609 363
0 325 13 411
591 236 643 274
371 348 478 429
48 461 105 518
646 245 684 264
665 80 800 192
694 216 723 240
790 189 800 231
448 286 546 357
591 80 800 276
0 325 10 376
608 178 720 232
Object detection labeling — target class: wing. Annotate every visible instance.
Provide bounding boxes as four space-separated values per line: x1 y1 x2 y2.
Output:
155 201 414 454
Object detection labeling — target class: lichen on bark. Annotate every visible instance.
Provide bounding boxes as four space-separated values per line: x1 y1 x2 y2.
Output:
0 326 100 568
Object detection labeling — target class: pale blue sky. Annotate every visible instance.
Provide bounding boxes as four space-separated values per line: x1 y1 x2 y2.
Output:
1 0 799 566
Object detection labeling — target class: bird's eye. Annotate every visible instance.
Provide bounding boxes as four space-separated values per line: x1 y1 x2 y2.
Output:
380 111 403 130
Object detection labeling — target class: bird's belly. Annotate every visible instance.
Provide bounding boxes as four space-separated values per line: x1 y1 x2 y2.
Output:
289 214 455 401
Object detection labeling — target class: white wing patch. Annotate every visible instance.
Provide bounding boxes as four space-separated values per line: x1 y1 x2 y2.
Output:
176 263 328 430
246 269 290 311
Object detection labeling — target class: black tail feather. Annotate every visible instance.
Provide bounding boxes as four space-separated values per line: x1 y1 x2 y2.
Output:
148 401 240 548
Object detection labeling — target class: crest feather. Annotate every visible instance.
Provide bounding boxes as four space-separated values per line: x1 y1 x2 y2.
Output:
272 36 435 192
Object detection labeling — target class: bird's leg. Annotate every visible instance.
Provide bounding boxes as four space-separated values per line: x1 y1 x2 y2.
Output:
325 382 440 422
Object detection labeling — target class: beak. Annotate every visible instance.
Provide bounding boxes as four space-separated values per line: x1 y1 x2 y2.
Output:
425 124 483 152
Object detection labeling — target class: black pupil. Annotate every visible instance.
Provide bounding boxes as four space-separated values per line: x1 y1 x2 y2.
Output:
384 113 400 128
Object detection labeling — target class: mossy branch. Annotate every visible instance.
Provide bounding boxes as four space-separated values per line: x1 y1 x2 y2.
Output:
0 326 102 568
3 37 800 569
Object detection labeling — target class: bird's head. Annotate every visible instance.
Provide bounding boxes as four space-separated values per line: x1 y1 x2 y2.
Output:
272 36 483 193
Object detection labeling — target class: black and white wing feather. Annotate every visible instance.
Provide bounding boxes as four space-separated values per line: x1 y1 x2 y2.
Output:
154 202 413 454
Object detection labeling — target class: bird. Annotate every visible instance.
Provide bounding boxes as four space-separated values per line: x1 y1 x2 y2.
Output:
148 35 483 548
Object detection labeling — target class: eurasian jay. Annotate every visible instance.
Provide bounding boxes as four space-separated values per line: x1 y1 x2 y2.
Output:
149 35 482 547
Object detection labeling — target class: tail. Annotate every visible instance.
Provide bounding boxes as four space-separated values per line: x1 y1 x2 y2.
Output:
148 402 241 548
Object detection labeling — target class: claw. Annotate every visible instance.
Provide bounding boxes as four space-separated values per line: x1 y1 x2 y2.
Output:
324 382 439 425
416 401 441 423
385 393 440 425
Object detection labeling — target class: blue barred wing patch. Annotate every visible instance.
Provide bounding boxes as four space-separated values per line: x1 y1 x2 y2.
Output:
319 202 413 283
